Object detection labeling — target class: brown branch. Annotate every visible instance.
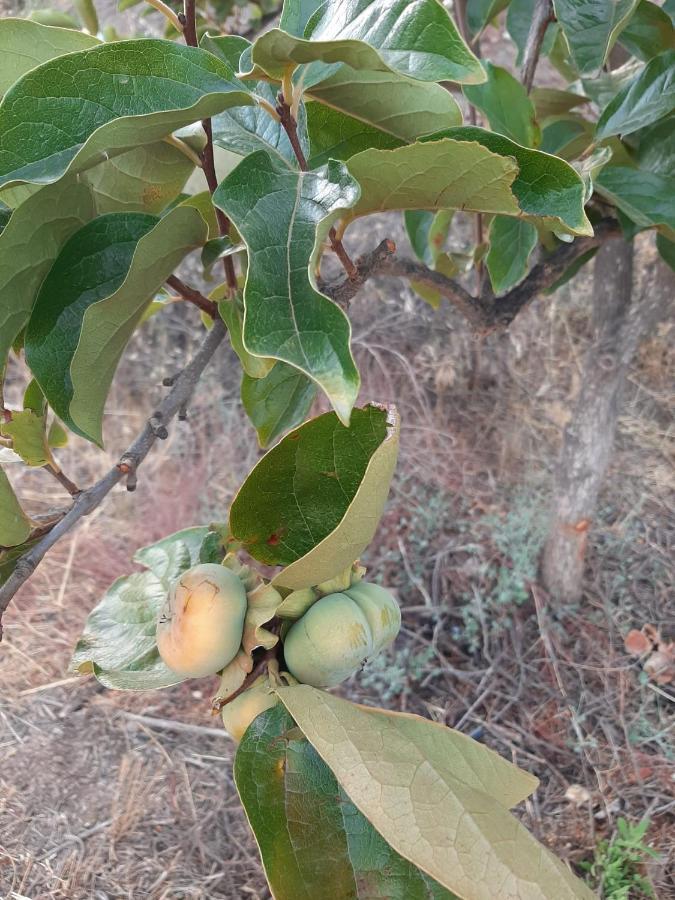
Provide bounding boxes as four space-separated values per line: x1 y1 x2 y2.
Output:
0 320 226 639
166 274 218 319
322 220 620 331
43 464 81 497
319 239 397 309
521 0 554 92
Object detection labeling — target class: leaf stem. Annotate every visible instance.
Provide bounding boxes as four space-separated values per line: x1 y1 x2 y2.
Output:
166 274 219 318
144 0 183 32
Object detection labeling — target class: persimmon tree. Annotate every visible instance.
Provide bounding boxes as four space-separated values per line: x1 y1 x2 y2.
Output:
0 0 672 896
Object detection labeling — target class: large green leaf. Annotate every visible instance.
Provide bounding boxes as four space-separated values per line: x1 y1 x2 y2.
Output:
81 142 195 214
25 207 207 445
229 406 398 588
279 0 323 35
278 686 594 900
307 103 403 166
464 62 540 147
241 364 317 448
552 0 638 75
581 58 643 109
0 40 253 190
619 0 675 60
486 217 538 295
235 703 458 900
213 151 359 423
424 128 593 235
468 0 512 36
0 17 99 96
596 50 675 138
0 178 96 371
305 66 462 144
0 467 32 548
594 166 675 232
247 0 484 84
70 570 184 690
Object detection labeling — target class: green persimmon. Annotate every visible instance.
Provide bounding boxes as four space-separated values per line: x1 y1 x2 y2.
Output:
221 676 279 742
283 581 401 688
156 563 247 678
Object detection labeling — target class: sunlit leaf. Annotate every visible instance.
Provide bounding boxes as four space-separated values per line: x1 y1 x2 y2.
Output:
596 50 675 138
552 0 638 75
619 0 675 61
0 410 51 467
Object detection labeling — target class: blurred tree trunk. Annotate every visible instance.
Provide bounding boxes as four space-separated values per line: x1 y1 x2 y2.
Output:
541 237 664 603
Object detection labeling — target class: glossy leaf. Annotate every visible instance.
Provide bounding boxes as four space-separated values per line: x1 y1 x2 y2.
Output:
464 62 540 147
552 0 638 75
134 526 209 585
70 570 185 690
486 217 538 295
425 127 593 235
619 0 675 60
0 17 99 95
278 686 594 900
305 66 462 144
0 410 51 467
594 166 675 232
241 364 317 448
596 50 675 138
235 703 458 900
0 467 32 547
219 297 276 379
0 179 96 371
213 151 359 423
636 117 675 174
26 207 207 445
82 142 195 214
248 0 484 84
307 103 403 166
0 40 253 190
229 405 398 586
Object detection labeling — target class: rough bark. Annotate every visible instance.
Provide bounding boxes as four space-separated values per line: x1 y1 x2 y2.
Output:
541 237 669 603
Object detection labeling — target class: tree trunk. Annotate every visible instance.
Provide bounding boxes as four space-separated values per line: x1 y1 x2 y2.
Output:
541 237 666 603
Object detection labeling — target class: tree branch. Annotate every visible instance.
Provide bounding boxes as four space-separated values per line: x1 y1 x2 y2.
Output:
322 220 620 331
0 320 226 639
166 275 218 319
521 0 554 92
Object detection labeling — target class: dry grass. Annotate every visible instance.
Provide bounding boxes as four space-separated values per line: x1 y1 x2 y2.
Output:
1 227 674 898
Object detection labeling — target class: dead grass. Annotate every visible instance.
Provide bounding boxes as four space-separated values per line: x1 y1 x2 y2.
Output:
1 230 674 898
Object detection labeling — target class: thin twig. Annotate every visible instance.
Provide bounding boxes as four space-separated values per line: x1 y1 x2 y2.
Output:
144 0 182 31
43 463 81 497
0 320 226 638
521 0 554 92
121 711 230 739
166 275 219 319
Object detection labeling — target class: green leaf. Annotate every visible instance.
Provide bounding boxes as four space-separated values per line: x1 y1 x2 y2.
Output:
241 363 317 448
25 207 207 445
81 142 195 214
619 0 675 61
507 0 558 64
235 703 458 900
247 0 484 85
486 217 538 295
277 686 595 900
404 210 453 266
552 0 638 75
468 0 512 36
656 232 675 271
636 117 675 174
0 40 253 190
0 538 39 586
464 62 540 147
48 420 69 448
219 297 276 379
134 526 209 584
279 0 323 35
0 17 99 96
595 166 675 232
581 58 643 109
0 466 32 547
27 10 81 29
213 151 360 423
424 127 593 235
70 570 185 690
307 103 403 166
1 410 51 467
540 115 593 160
531 87 590 121
0 179 96 371
305 66 463 144
229 405 398 587
73 0 99 35
596 50 675 138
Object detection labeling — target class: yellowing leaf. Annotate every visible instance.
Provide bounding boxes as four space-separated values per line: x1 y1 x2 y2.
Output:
0 466 32 547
